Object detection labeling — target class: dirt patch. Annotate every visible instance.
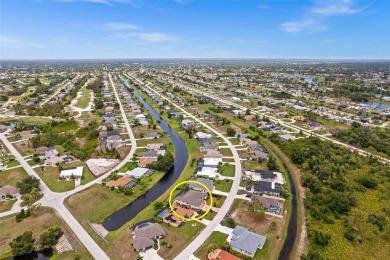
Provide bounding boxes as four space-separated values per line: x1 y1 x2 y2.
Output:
158 229 187 259
231 200 285 260
76 137 86 147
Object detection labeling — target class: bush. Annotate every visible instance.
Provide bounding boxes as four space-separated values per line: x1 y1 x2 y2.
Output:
9 231 35 256
39 227 63 250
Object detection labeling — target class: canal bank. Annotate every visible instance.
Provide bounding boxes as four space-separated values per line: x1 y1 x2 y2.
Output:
102 79 189 231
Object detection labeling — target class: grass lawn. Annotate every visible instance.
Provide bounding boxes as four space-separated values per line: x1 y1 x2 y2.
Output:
194 231 228 259
118 161 137 173
229 138 241 145
4 159 20 168
218 164 235 177
212 195 226 208
219 148 233 157
242 160 268 171
75 87 91 109
158 221 206 259
214 179 233 192
0 167 29 186
0 207 92 260
0 200 17 213
35 166 75 192
13 141 35 156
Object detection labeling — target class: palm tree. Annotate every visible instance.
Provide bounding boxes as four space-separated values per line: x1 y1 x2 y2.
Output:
222 241 230 252
207 243 216 253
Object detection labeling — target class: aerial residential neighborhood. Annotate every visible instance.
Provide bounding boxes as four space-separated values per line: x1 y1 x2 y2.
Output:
1 0 390 260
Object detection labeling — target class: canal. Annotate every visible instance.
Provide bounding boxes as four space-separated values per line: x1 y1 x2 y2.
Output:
275 152 298 260
102 78 189 231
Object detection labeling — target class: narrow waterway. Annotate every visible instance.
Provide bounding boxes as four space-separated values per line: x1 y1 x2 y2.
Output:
275 152 298 260
102 80 188 231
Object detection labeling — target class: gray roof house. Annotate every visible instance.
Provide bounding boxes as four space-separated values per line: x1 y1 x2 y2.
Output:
132 222 166 252
0 185 19 200
188 178 214 193
174 190 207 209
230 225 267 257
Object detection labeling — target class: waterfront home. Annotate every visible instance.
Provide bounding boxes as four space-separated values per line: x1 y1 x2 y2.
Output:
174 190 208 210
245 170 285 184
253 181 282 196
125 167 154 178
188 178 214 193
132 222 166 252
106 176 136 188
138 157 158 167
158 206 196 227
251 195 282 215
230 225 267 257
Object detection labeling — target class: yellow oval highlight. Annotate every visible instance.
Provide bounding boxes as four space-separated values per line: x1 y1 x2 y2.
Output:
168 180 213 221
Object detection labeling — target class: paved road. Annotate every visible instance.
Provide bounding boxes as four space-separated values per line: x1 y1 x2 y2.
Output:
0 73 139 259
127 73 242 260
40 75 81 106
176 83 390 164
0 133 110 260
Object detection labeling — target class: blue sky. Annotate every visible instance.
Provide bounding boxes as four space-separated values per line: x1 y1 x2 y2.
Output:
1 0 389 59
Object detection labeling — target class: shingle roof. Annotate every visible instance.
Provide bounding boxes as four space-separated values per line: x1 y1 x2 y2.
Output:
230 226 266 255
133 222 166 239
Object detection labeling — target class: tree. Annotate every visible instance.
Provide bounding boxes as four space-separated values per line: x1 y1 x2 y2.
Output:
267 155 279 171
252 202 265 220
39 227 63 250
9 231 35 256
226 127 235 137
207 243 216 253
16 176 40 194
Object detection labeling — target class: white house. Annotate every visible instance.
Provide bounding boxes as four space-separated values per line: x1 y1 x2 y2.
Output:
203 157 222 168
194 132 212 139
196 167 218 179
60 166 83 180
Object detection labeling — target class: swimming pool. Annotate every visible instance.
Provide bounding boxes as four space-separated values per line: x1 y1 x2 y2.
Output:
157 208 170 219
137 223 150 229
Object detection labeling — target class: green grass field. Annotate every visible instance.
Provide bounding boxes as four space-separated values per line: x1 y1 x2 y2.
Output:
75 87 91 109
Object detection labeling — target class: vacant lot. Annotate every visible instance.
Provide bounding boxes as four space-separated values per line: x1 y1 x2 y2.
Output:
214 179 233 192
0 200 17 213
0 207 92 259
0 167 29 187
75 87 91 109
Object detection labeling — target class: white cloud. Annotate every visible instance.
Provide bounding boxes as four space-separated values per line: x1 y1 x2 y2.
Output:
98 23 138 30
109 32 176 42
281 0 364 34
0 35 42 48
281 19 326 33
311 0 363 16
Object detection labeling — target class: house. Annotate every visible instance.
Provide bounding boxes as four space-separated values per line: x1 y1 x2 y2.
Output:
106 176 136 188
203 157 222 168
291 115 305 121
203 141 219 151
240 138 257 147
208 249 241 260
253 181 282 196
138 157 158 167
188 178 214 193
230 225 267 257
60 166 83 180
35 146 56 154
204 150 223 158
280 134 296 141
45 156 64 166
125 167 154 178
251 151 269 161
169 110 181 117
245 170 285 184
307 121 324 129
158 206 196 227
145 132 162 139
196 167 218 179
174 190 208 209
132 222 166 252
252 195 282 215
180 119 196 129
140 150 159 158
44 149 59 159
194 132 212 139
0 185 19 200
146 143 164 151
244 114 256 121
